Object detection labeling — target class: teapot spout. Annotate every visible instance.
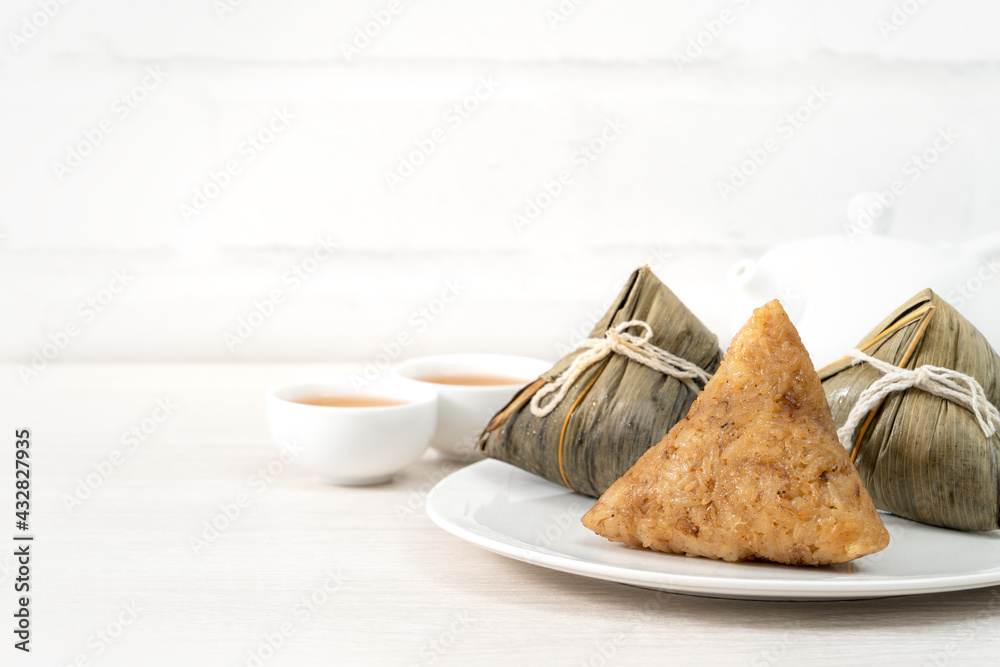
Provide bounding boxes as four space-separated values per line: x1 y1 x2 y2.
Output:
728 257 805 324
729 258 774 302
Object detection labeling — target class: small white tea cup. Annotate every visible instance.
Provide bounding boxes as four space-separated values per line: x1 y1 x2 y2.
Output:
266 375 437 485
393 354 550 462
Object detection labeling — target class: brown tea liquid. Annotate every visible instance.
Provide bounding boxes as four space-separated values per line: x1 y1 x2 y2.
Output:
293 395 409 407
417 374 528 386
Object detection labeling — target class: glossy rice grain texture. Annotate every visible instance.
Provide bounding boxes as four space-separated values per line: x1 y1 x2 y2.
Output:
582 300 890 565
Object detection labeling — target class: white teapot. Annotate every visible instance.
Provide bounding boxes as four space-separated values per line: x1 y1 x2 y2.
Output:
728 193 1000 369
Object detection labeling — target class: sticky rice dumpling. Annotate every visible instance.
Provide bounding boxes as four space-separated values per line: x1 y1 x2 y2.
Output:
583 300 890 565
478 266 722 498
820 289 1000 531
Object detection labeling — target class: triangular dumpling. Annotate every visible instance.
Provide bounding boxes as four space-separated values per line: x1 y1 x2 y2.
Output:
480 266 722 496
820 289 1000 531
582 300 889 565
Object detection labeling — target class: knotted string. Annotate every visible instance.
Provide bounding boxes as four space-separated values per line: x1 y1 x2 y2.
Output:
837 348 1000 451
529 320 711 418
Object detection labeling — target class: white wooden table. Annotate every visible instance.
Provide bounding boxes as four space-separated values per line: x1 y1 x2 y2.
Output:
5 364 999 666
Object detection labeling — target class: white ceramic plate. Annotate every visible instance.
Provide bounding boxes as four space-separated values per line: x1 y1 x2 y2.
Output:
426 459 1000 601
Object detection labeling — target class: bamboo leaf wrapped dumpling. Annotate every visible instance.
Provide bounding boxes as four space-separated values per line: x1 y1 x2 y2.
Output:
819 289 1000 531
477 266 723 498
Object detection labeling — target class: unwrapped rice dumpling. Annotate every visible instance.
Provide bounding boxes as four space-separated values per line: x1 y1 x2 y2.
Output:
583 300 890 565
820 289 1000 531
478 266 722 498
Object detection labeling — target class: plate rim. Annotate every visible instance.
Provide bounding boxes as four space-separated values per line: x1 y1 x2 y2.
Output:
426 459 1000 601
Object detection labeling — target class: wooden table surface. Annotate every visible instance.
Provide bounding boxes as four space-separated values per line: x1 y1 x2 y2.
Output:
4 363 999 667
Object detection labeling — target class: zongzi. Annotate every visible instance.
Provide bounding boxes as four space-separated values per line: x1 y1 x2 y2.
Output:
478 266 723 498
820 289 1000 531
583 300 890 565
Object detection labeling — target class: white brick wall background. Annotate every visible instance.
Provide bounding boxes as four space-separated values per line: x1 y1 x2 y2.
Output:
2 1 999 369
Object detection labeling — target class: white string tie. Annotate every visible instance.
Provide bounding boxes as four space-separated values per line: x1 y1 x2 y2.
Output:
529 320 712 418
837 348 1000 451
